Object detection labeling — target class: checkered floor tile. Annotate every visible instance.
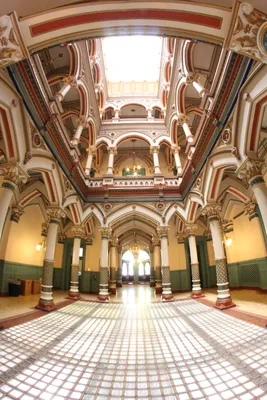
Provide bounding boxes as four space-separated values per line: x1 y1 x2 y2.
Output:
1 300 267 399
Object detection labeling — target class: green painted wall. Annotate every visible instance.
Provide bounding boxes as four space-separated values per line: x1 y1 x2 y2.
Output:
0 260 42 294
227 257 267 290
170 270 190 292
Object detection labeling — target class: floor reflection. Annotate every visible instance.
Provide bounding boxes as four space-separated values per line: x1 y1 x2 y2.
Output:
116 284 156 304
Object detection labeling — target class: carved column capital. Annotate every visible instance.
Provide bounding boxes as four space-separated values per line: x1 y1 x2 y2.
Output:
86 146 96 155
117 245 122 254
184 223 198 236
152 236 161 246
150 146 160 154
46 207 66 223
171 145 181 154
10 206 24 223
107 147 117 155
157 226 169 237
99 227 112 239
0 163 28 188
177 234 185 243
239 159 265 184
185 73 199 85
177 113 188 125
71 225 86 238
110 236 118 247
202 204 222 220
244 202 258 220
64 75 78 87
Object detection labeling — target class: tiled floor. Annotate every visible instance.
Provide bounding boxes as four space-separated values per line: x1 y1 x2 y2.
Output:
1 299 267 399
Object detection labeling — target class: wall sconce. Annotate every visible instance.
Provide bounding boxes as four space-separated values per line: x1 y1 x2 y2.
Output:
36 239 46 251
224 236 233 247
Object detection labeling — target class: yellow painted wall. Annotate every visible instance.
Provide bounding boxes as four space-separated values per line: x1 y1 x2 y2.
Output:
5 205 45 266
168 218 187 270
207 240 215 266
54 243 64 268
225 214 267 263
85 222 101 271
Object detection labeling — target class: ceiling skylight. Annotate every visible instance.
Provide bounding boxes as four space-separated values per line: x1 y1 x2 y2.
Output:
102 36 162 94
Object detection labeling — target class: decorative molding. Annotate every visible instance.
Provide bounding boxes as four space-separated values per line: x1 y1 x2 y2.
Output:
0 13 28 69
99 227 112 238
157 226 169 237
229 2 267 63
46 207 66 221
201 204 222 219
184 223 198 236
71 225 86 238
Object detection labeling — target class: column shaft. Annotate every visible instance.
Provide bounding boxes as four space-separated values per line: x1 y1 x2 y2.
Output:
85 152 93 175
209 217 235 309
149 251 155 287
251 179 267 234
188 234 204 298
154 244 162 294
0 184 14 240
116 250 122 287
36 220 59 311
110 245 117 294
98 230 110 301
68 236 81 299
160 234 173 301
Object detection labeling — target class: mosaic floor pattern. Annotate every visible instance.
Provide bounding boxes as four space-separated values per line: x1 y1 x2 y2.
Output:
1 299 267 400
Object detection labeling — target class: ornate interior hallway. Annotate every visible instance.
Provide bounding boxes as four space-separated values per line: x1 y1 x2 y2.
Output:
1 297 267 400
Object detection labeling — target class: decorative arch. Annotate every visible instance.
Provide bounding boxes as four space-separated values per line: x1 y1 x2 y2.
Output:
114 132 152 147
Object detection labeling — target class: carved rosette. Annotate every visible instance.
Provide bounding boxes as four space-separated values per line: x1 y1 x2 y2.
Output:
202 204 222 220
157 226 169 237
99 227 112 239
10 206 24 223
0 164 28 189
229 2 267 63
46 207 66 224
71 225 86 238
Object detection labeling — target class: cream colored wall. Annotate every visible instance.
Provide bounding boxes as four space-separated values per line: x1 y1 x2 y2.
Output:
54 243 64 268
117 156 152 176
5 205 45 266
207 240 215 266
168 218 187 270
85 223 101 271
225 214 267 263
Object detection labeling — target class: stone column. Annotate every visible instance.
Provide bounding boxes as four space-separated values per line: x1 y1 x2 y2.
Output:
153 237 162 294
109 236 118 294
106 147 117 175
202 205 235 309
98 227 111 301
178 114 194 143
186 73 209 98
71 117 87 145
172 146 182 175
150 146 161 174
116 245 122 287
184 224 204 298
85 147 95 175
68 225 85 300
126 261 130 283
149 245 155 287
0 164 28 240
242 160 267 234
36 207 66 311
158 227 173 301
55 76 77 102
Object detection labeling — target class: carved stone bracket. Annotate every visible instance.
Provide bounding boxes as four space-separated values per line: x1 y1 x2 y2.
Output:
10 206 24 223
239 159 265 182
244 202 258 220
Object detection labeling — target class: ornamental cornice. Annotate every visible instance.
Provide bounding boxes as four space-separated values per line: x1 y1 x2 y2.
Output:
0 163 28 186
201 204 222 219
46 207 66 221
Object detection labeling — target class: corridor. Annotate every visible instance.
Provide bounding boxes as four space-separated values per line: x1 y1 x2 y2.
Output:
1 298 267 399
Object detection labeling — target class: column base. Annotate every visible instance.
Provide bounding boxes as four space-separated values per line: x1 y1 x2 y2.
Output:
35 301 57 312
190 291 205 299
67 292 81 300
155 287 162 294
110 287 117 295
98 295 110 302
116 282 122 288
213 298 236 310
150 281 156 287
161 294 174 302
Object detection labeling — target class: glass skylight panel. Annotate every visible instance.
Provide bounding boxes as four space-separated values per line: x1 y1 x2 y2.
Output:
102 36 162 94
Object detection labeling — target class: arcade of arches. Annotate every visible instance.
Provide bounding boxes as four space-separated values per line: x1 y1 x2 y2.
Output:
0 0 267 398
